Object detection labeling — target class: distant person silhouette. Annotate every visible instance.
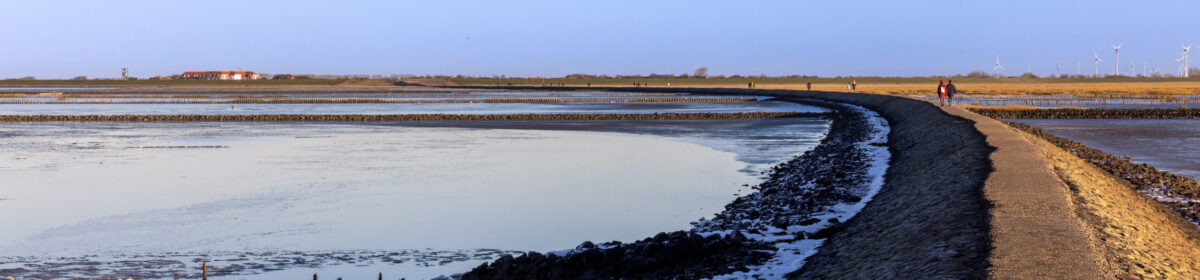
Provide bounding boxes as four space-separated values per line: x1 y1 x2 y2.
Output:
851 80 857 92
806 82 812 91
946 80 958 105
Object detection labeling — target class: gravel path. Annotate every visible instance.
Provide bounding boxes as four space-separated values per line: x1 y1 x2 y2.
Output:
937 105 1104 279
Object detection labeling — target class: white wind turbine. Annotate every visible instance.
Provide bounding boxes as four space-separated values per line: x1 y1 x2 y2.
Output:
1178 55 1186 77
1093 50 1103 78
1112 43 1123 76
994 55 1005 78
1183 43 1192 78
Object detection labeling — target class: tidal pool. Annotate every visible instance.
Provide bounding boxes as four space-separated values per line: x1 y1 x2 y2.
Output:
0 100 818 116
1013 119 1200 181
0 119 827 279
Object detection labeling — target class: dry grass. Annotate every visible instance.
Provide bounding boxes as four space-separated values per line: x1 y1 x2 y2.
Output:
955 105 1041 111
562 82 1200 96
847 82 1200 96
1016 129 1200 279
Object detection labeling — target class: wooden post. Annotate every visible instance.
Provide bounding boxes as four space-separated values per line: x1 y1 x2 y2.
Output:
202 262 207 280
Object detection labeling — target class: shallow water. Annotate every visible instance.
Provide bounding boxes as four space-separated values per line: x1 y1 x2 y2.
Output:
0 87 117 92
0 100 820 115
0 119 827 279
1013 119 1200 181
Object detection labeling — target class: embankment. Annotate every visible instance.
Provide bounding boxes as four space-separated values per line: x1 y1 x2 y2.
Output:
456 86 1200 278
457 86 995 279
1013 123 1200 278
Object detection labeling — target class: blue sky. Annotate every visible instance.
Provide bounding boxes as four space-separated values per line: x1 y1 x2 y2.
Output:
0 1 1195 78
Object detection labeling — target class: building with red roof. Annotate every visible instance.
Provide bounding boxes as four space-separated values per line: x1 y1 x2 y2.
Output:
180 71 261 80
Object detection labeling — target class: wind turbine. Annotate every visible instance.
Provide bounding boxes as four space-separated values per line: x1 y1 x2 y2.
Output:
1178 55 1186 77
1112 43 1123 76
993 55 1005 78
1056 62 1062 76
1076 62 1081 77
1093 49 1103 78
1183 43 1192 78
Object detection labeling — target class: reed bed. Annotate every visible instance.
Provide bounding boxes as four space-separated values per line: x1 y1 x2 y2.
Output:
952 95 1200 108
640 81 1200 96
969 108 1200 119
0 112 822 122
0 97 757 104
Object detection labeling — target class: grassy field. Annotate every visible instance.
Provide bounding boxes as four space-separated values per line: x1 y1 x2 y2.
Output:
453 77 1200 96
7 77 1200 96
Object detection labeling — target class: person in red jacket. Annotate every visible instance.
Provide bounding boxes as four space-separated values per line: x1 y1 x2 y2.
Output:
937 80 947 106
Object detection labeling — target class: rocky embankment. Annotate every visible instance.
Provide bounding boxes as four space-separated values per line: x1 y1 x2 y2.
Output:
1006 122 1200 223
971 108 1200 119
453 86 994 279
462 100 884 279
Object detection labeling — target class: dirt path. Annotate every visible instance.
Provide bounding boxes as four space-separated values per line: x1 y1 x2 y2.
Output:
937 105 1106 279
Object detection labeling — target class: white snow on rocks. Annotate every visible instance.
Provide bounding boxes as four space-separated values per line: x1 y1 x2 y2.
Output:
708 103 891 279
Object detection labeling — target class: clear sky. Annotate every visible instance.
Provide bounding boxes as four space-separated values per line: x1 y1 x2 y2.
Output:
0 0 1196 79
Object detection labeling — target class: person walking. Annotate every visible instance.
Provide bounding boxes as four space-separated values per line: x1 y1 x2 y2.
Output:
946 80 958 106
851 80 857 93
806 82 812 91
936 80 947 106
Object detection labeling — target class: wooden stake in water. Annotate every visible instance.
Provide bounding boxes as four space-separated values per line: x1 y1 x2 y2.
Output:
202 262 207 280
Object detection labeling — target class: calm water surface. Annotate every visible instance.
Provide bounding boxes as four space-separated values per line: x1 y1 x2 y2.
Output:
0 100 819 115
1014 119 1200 181
0 118 828 279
